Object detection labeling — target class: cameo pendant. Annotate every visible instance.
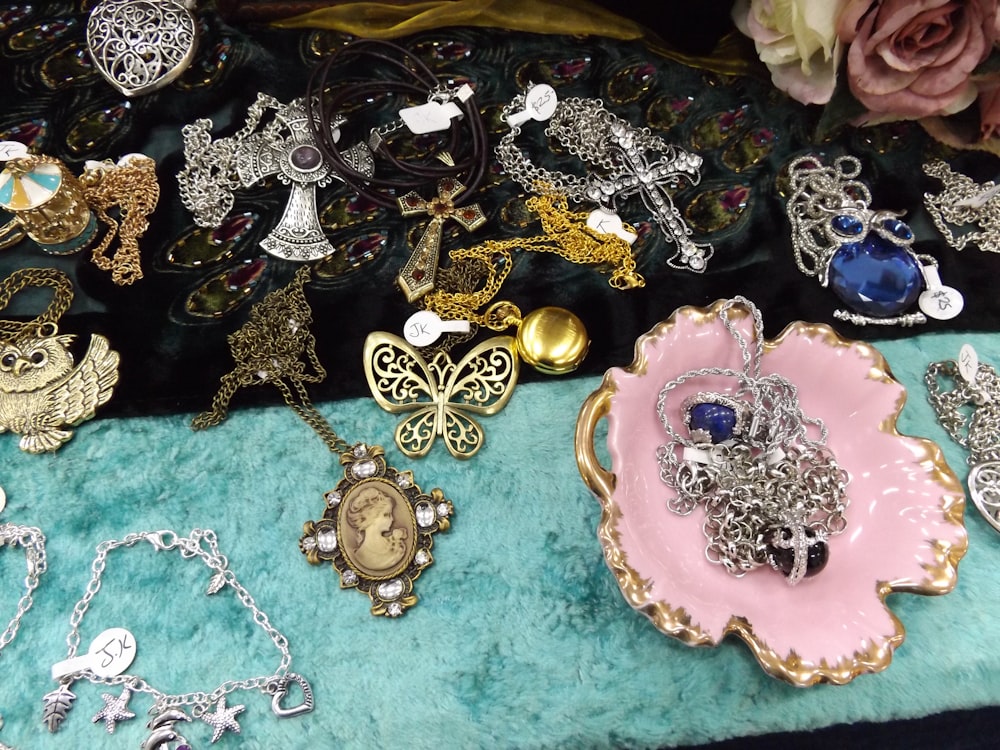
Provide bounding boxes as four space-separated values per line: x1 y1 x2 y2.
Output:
298 443 453 617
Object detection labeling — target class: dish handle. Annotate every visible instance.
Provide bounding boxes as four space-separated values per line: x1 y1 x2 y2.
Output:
575 387 616 500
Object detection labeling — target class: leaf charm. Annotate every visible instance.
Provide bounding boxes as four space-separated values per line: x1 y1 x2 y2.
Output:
42 683 77 733
206 571 226 595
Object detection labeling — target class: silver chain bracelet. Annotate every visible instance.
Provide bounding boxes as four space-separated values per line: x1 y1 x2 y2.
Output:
926 350 1000 533
0 486 47 750
655 297 849 584
495 84 713 271
0 508 46 655
43 528 312 745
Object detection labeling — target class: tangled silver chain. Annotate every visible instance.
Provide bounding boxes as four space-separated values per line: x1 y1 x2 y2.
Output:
0 520 46 654
56 528 294 716
177 93 281 228
925 358 1000 467
923 159 1000 254
786 155 871 279
496 87 712 271
926 355 1000 533
655 297 849 583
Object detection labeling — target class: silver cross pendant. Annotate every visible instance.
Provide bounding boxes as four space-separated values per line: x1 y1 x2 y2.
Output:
234 98 374 261
586 122 713 272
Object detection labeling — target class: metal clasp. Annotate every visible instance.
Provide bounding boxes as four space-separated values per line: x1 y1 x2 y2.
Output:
147 530 178 551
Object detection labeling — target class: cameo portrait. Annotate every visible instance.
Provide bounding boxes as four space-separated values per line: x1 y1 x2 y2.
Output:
299 442 453 617
338 480 417 579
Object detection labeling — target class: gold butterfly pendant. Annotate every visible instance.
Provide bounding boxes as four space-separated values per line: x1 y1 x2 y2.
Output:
363 332 519 459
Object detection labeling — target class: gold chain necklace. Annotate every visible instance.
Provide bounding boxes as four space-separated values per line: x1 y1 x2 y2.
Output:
419 192 643 374
0 149 159 285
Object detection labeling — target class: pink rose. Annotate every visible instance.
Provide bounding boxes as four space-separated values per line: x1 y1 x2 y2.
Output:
839 0 999 120
979 81 1000 138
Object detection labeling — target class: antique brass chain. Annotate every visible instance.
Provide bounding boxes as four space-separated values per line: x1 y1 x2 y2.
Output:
192 267 349 455
0 267 73 342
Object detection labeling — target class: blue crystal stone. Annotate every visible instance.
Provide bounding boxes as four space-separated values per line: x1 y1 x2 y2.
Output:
689 402 737 443
881 217 913 241
830 214 864 236
828 233 923 318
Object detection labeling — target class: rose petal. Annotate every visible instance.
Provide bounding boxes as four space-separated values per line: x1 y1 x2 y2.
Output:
767 48 840 104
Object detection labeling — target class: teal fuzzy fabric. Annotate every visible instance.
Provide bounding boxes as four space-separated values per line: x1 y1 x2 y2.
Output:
2 329 1000 749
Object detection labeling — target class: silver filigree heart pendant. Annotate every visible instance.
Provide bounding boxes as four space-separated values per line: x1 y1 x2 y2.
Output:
87 0 199 97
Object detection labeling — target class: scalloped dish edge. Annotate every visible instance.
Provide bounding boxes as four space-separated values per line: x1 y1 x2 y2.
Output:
576 299 968 687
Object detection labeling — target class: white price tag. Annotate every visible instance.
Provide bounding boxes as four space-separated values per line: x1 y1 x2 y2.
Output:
959 343 979 385
918 286 964 320
918 263 964 320
0 140 28 161
403 310 470 347
399 100 464 135
585 208 637 245
506 84 558 127
51 627 137 680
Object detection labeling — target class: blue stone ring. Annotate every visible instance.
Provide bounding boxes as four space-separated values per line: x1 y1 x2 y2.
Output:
785 154 961 327
680 393 746 445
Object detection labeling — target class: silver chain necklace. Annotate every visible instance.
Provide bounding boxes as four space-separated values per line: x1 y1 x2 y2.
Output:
43 528 312 745
0 486 47 750
495 84 713 272
926 350 1000 533
655 297 849 584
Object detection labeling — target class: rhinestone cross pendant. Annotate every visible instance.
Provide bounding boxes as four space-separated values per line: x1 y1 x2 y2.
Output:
587 123 713 272
396 178 486 301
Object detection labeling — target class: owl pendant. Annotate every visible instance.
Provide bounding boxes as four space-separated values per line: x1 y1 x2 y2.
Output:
0 327 120 453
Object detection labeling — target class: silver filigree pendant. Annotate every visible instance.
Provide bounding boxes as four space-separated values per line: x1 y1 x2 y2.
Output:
87 0 199 97
969 461 1000 533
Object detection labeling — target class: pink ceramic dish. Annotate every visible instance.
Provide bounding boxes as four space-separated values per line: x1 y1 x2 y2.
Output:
576 299 967 686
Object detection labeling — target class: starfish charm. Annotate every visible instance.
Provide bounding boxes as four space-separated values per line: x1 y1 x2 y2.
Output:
200 695 245 743
91 686 135 733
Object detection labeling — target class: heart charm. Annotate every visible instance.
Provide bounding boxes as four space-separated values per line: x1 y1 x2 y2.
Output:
86 0 199 97
269 673 314 719
969 461 1000 534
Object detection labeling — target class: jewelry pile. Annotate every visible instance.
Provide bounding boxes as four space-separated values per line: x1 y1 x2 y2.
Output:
655 298 849 584
0 3 996 741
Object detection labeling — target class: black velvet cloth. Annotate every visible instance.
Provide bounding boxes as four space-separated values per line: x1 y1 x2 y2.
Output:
1 4 999 420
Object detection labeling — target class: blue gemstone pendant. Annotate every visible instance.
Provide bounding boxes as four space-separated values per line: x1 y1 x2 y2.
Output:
688 402 737 443
827 230 923 318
